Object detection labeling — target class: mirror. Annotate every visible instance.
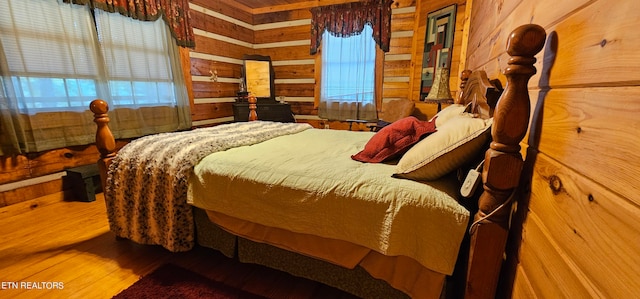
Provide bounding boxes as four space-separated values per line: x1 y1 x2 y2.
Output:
243 54 275 101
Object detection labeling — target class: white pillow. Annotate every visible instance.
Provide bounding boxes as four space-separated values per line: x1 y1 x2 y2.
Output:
394 114 492 181
430 104 469 127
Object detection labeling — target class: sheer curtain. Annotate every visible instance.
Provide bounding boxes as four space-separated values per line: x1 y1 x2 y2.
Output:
0 0 103 154
0 41 22 155
319 25 377 121
0 0 190 156
63 0 195 48
310 0 393 121
95 9 191 138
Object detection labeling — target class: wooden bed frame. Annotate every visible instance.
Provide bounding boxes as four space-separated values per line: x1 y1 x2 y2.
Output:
89 24 546 299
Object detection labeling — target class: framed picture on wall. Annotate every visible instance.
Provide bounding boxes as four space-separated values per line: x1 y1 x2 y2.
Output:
421 4 456 100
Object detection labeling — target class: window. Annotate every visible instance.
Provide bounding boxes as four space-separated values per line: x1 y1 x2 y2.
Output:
95 10 179 107
318 25 379 121
1 0 181 111
0 0 190 155
1 0 102 111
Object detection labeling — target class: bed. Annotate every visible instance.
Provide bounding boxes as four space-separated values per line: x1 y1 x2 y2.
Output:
89 24 546 299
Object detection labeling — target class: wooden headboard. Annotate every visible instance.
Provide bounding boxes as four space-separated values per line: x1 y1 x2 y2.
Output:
457 69 504 119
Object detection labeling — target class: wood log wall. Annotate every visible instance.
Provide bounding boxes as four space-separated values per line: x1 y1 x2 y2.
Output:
187 0 467 129
4 2 639 297
463 0 640 297
1 0 470 212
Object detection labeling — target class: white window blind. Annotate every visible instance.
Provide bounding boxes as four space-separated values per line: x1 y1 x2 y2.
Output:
0 0 191 155
0 0 181 111
95 10 176 106
0 0 100 110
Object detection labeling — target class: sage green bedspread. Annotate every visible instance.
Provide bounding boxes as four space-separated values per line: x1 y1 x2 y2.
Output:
187 128 469 276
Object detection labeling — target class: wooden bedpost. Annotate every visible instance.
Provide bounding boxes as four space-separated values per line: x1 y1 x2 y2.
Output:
248 94 258 121
90 99 117 191
465 24 546 299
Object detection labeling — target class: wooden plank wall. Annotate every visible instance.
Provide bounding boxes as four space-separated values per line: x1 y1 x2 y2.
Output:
0 0 469 211
0 141 129 208
463 0 640 297
187 0 467 129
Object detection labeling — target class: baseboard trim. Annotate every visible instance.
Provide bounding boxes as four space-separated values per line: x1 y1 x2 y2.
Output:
0 172 66 193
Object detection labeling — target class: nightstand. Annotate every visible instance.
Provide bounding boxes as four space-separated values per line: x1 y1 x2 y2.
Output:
423 98 454 112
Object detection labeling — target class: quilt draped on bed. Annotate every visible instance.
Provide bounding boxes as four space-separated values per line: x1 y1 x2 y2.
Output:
104 121 312 252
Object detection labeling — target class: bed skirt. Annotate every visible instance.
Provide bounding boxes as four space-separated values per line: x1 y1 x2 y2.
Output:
194 207 236 258
192 207 450 299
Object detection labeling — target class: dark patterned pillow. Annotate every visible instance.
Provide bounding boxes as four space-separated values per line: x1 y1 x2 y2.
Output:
351 116 437 163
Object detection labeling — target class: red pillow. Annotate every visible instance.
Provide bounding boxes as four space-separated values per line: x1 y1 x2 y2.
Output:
351 116 437 163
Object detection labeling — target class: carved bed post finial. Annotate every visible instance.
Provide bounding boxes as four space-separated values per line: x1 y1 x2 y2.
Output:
466 24 546 299
248 94 258 121
481 24 546 223
456 69 472 104
90 99 117 190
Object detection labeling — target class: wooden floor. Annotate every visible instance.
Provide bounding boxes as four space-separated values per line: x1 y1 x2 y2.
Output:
0 192 360 299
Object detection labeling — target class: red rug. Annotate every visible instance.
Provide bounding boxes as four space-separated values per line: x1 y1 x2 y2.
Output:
113 263 268 299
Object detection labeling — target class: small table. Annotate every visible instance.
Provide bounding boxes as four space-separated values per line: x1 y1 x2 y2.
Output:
423 98 454 112
345 119 376 131
66 164 101 202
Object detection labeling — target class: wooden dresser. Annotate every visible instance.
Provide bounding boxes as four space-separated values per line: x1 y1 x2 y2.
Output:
232 102 295 123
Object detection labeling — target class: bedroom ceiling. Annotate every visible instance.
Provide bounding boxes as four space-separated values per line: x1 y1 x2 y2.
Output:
228 0 359 11
230 0 308 9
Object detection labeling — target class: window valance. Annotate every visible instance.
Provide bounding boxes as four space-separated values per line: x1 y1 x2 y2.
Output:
310 0 393 55
63 0 194 48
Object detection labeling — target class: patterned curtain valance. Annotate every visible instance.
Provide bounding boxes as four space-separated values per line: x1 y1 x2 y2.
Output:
310 0 393 55
63 0 194 48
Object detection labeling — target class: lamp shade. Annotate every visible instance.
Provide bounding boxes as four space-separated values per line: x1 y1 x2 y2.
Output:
425 67 453 101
